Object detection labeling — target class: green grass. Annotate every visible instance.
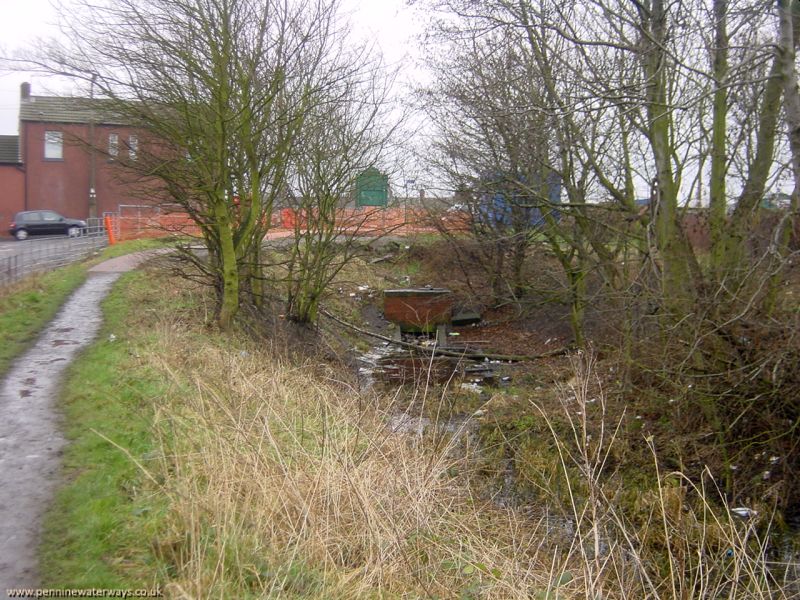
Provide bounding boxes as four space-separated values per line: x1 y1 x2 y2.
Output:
0 238 176 379
40 270 168 588
100 237 176 260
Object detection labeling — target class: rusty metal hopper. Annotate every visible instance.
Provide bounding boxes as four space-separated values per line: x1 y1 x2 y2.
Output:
383 288 453 333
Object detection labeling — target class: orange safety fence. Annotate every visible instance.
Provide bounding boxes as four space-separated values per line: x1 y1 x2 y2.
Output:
278 207 470 235
106 207 471 242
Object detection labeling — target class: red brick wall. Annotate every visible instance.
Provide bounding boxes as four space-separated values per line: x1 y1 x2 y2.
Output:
0 164 24 237
22 121 151 219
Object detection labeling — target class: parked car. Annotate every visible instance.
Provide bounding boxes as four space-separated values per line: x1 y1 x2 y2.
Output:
9 210 88 241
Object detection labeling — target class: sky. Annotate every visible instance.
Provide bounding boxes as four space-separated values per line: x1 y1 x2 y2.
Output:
0 0 429 136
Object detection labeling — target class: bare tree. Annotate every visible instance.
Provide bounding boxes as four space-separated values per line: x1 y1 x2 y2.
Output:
281 44 399 324
22 0 347 328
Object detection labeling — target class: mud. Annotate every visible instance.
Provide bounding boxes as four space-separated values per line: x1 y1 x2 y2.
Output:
0 250 160 594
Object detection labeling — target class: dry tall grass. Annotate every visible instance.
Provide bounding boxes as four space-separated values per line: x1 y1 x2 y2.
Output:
138 316 798 598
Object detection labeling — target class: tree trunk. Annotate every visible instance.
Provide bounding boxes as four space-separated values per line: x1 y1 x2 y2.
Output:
709 0 729 276
724 56 783 278
214 199 240 329
766 0 800 312
642 0 695 313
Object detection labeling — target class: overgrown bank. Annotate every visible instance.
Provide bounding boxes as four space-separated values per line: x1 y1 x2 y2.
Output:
41 263 799 598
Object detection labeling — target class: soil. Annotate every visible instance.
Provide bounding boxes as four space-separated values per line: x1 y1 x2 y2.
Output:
0 251 160 594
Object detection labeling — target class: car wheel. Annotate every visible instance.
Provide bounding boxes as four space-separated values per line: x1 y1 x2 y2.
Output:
67 226 81 238
15 229 28 241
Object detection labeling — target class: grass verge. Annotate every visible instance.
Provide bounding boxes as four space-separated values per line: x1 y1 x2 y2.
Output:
39 268 173 589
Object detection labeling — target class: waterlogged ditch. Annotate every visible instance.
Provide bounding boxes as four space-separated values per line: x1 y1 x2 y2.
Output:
351 301 800 588
351 319 592 536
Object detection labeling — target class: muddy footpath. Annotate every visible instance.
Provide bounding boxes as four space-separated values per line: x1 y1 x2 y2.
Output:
0 252 160 596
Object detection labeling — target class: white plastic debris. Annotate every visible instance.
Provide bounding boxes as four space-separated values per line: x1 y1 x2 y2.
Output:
357 285 369 292
731 507 757 519
108 334 117 342
769 455 780 464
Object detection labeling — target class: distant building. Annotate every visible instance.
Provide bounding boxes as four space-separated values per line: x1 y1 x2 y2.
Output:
0 135 24 230
354 167 390 207
0 83 147 232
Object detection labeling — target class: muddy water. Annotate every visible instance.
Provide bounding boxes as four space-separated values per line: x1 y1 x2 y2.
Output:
0 273 121 592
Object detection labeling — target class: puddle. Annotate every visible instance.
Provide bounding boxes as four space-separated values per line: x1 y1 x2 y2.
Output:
34 358 67 365
357 338 503 390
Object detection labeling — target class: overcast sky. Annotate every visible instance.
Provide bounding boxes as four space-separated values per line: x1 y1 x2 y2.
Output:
0 0 428 136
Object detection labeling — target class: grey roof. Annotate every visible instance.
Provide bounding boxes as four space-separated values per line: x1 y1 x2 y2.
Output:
0 135 20 163
19 95 129 126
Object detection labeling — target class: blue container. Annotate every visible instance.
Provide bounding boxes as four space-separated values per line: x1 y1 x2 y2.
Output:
478 171 561 229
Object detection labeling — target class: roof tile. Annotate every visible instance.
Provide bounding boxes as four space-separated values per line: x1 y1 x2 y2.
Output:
20 96 128 126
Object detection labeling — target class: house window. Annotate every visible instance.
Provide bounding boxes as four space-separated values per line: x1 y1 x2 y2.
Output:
108 133 118 158
44 131 63 160
128 135 138 160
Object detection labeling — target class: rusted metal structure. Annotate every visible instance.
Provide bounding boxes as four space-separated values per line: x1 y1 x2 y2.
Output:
383 288 453 333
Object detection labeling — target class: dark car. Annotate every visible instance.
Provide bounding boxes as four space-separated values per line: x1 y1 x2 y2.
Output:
8 210 88 241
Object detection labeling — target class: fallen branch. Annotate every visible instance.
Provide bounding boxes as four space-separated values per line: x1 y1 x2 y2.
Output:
319 308 570 362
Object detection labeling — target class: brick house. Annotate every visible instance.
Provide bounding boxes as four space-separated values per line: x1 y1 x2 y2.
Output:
1 83 148 234
0 135 25 231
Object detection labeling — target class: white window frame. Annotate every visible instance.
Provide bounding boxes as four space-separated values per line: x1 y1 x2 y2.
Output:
108 133 119 158
44 131 63 160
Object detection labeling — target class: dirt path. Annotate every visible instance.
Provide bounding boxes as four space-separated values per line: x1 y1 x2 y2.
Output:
0 251 160 595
